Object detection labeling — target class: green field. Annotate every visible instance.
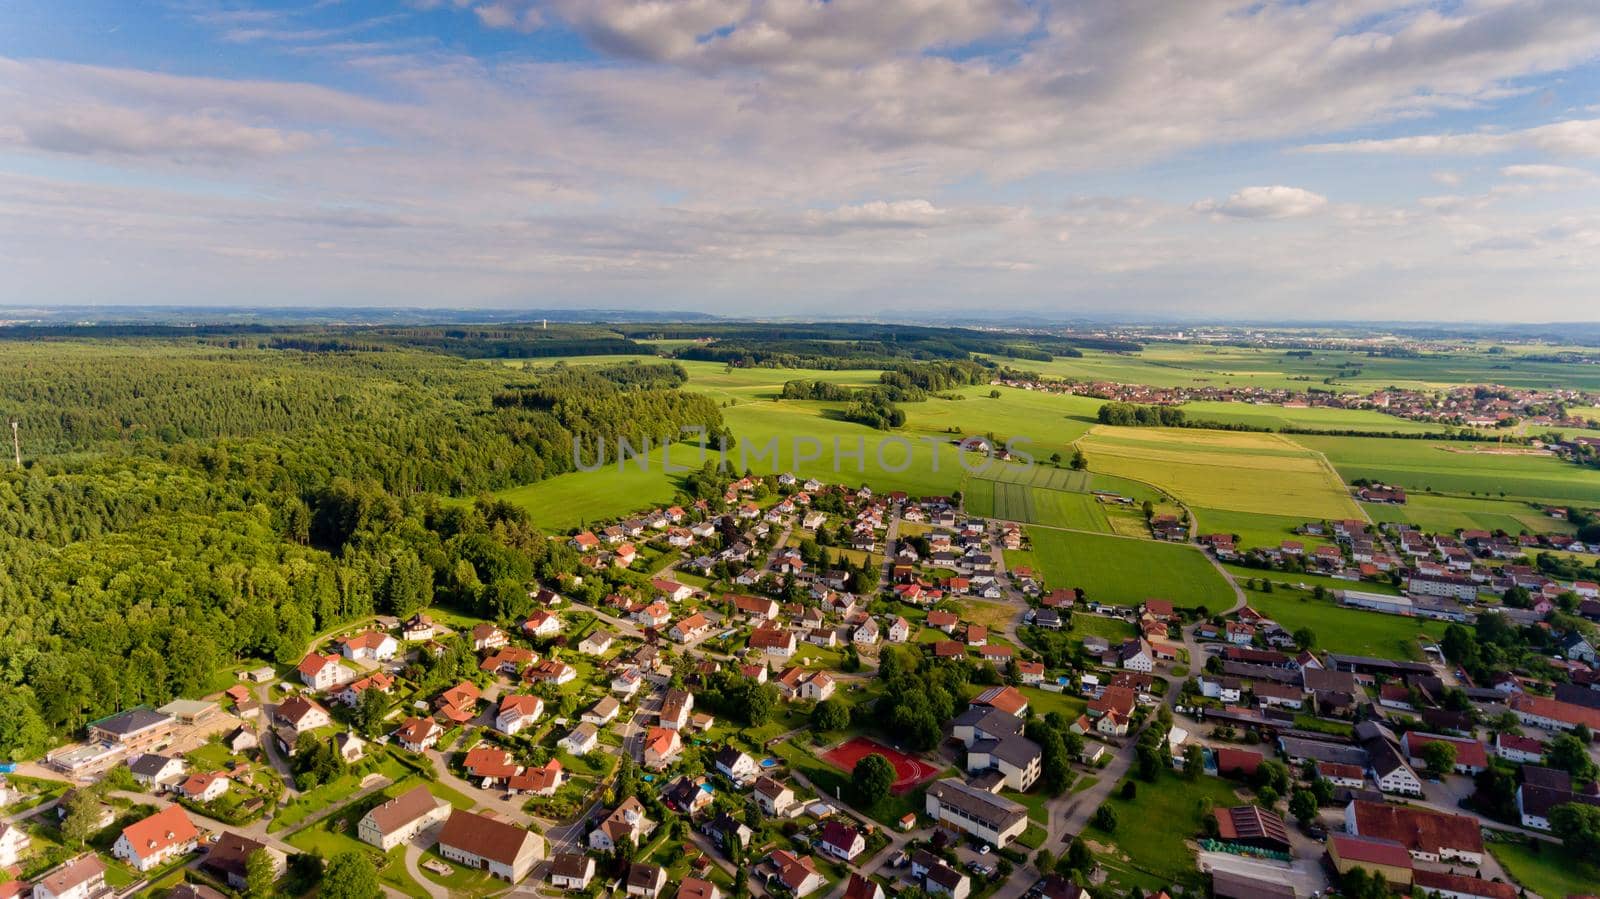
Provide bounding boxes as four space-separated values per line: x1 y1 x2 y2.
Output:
1363 492 1575 536
1489 838 1600 899
1294 434 1600 506
1078 426 1362 520
1191 507 1337 552
1025 527 1233 609
1084 769 1243 888
1230 580 1448 660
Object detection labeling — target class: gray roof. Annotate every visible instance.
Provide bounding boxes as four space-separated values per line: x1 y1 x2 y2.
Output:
926 779 1027 831
1278 736 1367 767
128 753 178 777
92 708 173 736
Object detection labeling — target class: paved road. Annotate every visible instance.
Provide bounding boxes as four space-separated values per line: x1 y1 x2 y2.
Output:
403 833 450 899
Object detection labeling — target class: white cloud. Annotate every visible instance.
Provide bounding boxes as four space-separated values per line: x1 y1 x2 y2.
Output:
1300 118 1600 157
1194 186 1329 220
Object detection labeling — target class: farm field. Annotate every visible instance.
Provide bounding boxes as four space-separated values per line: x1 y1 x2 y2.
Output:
1077 426 1362 520
1191 507 1336 552
1362 493 1574 535
1025 526 1233 610
1222 563 1402 597
1232 582 1448 660
1293 434 1600 506
966 479 1113 532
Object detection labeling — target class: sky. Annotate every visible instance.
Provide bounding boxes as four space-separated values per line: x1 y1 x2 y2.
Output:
3 1 1600 321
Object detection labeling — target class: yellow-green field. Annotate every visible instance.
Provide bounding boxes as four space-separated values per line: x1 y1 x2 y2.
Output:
1077 426 1363 520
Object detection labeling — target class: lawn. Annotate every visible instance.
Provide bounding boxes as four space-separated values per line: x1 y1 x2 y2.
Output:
1078 427 1361 521
1083 769 1242 888
269 751 410 832
1070 613 1137 644
1016 687 1086 722
1293 434 1600 507
1231 581 1449 660
1489 837 1600 899
1026 527 1233 610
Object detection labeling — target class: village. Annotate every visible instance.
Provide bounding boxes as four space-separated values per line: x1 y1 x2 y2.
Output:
2 469 1598 899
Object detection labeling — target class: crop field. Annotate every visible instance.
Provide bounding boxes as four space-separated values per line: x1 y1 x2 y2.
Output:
1232 581 1446 660
1363 493 1574 536
1293 434 1600 506
1078 426 1363 520
1025 527 1233 609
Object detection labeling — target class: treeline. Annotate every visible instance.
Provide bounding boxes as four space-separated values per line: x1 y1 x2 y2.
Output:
780 361 991 430
1097 402 1187 427
664 322 1122 369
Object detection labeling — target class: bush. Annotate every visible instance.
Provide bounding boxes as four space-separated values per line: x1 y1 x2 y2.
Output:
1120 781 1137 800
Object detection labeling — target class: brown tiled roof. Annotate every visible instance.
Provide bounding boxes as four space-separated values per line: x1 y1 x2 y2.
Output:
364 785 444 833
1350 800 1483 856
438 808 536 866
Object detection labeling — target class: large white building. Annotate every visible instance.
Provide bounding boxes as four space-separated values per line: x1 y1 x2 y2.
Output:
358 785 451 851
437 808 543 883
924 779 1029 847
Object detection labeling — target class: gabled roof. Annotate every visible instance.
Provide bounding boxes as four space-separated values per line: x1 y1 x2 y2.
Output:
120 804 197 857
438 808 537 865
364 785 445 833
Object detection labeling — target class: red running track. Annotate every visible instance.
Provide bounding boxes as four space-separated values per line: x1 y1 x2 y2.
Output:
820 737 942 794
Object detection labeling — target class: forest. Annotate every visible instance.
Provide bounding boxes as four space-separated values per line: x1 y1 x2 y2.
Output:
0 342 729 759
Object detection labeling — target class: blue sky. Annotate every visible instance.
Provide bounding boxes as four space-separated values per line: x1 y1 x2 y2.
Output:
3 1 1600 320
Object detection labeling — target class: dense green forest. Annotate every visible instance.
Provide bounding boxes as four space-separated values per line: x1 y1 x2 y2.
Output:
0 343 726 759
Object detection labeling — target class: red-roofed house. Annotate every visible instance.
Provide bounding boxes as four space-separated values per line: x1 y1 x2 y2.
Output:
113 805 198 871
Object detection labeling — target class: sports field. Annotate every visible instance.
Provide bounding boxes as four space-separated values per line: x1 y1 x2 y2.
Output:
1077 426 1362 520
1293 434 1600 506
821 737 943 794
1023 527 1233 609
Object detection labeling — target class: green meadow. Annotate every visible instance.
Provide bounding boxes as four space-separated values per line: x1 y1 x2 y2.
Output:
1231 578 1446 660
1363 492 1574 536
1293 434 1600 506
1022 527 1232 609
1191 507 1337 552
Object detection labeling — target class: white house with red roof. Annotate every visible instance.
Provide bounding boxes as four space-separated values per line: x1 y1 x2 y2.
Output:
336 630 398 661
496 694 545 735
113 805 198 871
296 653 352 691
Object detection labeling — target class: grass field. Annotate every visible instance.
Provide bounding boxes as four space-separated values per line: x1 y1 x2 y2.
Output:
1231 581 1448 660
1177 401 1446 434
1191 507 1337 552
964 459 1168 532
1025 527 1233 609
1294 434 1600 506
1489 838 1600 899
1363 492 1575 536
1084 769 1243 889
1078 426 1362 520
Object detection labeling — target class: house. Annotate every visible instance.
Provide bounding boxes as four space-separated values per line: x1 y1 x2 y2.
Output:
1400 732 1488 775
201 832 283 891
844 873 885 899
659 689 696 730
1087 685 1136 720
1115 639 1154 672
438 808 542 883
714 746 758 783
509 759 565 797
636 603 673 629
128 753 187 790
401 613 436 641
1199 676 1243 704
817 820 866 861
971 685 1028 717
754 776 797 816
643 726 683 769
560 722 600 756
1344 800 1484 864
766 850 826 897
479 646 536 677
358 784 450 851
0 822 29 870
625 864 668 899
395 716 444 753
1512 693 1600 732
337 630 398 661
887 615 912 642
579 630 615 655
665 775 715 816
775 667 835 702
464 746 521 787
223 726 258 754
549 853 596 891
671 613 712 643
525 659 577 686
1411 871 1517 899
924 779 1029 847
338 672 396 706
179 771 230 803
853 618 880 646
296 653 351 691
273 695 331 734
1493 732 1544 764
911 850 972 899
496 694 545 735
1214 748 1264 779
470 623 508 651
31 854 108 899
435 681 483 722
113 805 199 871
750 625 797 657
733 594 780 621
584 696 621 726
522 611 562 638
590 797 651 851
